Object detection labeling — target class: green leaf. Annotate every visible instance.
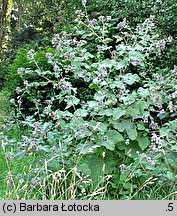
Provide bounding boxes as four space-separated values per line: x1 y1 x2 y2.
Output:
38 145 50 152
98 130 124 150
105 152 116 174
98 109 113 116
78 142 100 155
97 122 108 133
127 101 149 117
126 106 140 117
136 101 148 115
123 73 140 85
157 112 168 120
99 59 116 68
137 87 150 97
126 128 137 140
137 123 146 130
89 83 99 90
128 51 145 66
112 108 126 120
74 109 88 117
109 80 124 89
94 92 105 101
171 145 177 151
118 141 142 159
84 52 94 60
78 160 91 176
106 130 124 142
123 182 132 190
87 101 98 108
65 96 80 109
166 171 174 180
111 119 134 132
136 135 150 150
116 59 128 70
57 110 73 118
78 155 103 188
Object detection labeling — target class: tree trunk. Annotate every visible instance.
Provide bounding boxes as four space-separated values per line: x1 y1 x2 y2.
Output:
0 0 13 54
0 0 8 48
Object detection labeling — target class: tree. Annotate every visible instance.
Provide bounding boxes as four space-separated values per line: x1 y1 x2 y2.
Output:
0 0 13 54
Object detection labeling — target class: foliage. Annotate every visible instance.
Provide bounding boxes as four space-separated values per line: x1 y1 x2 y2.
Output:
0 0 81 86
95 0 177 68
1 8 176 200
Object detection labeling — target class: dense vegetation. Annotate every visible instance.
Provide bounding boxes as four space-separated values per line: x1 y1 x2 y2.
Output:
0 0 176 200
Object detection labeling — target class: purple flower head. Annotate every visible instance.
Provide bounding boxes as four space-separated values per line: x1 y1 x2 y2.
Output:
16 87 22 94
168 35 174 43
151 132 158 141
106 16 112 21
51 146 57 153
27 49 35 60
158 39 166 50
63 85 69 91
89 19 97 26
152 147 158 153
98 102 104 107
119 164 128 174
46 53 52 60
143 116 148 123
23 80 28 85
73 26 78 31
98 16 104 21
97 45 104 51
172 65 177 74
17 68 25 75
125 139 130 145
72 37 77 44
82 0 87 6
76 114 81 119
19 178 24 184
46 100 52 105
146 156 155 166
101 66 107 71
119 89 125 97
51 37 57 44
133 184 138 189
79 124 84 130
150 122 158 129
168 101 174 113
0 125 5 131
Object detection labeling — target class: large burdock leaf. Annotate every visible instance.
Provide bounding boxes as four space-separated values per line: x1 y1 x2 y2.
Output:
98 130 124 150
123 73 140 85
137 87 150 97
74 109 88 117
111 119 134 132
78 155 103 188
128 51 145 66
118 141 142 159
136 134 150 150
78 153 116 189
111 119 137 140
116 59 128 70
99 59 116 68
98 109 113 116
112 108 126 120
105 152 116 174
126 128 138 140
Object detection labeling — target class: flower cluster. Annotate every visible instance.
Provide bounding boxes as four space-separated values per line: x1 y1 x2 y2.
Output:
119 164 128 174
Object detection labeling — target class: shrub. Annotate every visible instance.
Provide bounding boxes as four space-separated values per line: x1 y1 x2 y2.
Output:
2 9 177 199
